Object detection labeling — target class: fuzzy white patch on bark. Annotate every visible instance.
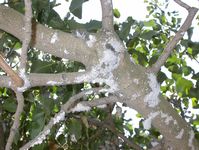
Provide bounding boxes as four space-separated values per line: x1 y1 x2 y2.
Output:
30 129 50 148
53 111 65 124
144 73 160 107
64 49 69 55
71 134 77 143
133 78 139 84
46 81 63 85
97 104 107 108
17 69 30 92
70 103 91 112
50 32 58 44
75 38 121 92
86 35 96 48
175 129 184 139
143 111 159 130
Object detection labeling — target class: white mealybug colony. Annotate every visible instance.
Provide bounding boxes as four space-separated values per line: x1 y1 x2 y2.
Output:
50 32 58 44
144 73 160 107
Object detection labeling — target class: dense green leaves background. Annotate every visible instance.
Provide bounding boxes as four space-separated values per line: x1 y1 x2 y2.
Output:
0 0 198 149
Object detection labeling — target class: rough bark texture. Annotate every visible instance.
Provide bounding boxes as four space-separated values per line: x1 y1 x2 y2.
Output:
0 3 199 150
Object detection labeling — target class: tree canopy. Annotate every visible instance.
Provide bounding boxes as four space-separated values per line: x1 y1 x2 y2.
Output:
0 0 199 149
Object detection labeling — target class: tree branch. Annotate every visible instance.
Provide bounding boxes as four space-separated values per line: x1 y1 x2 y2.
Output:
100 0 114 31
19 0 32 71
0 71 93 88
0 5 97 67
20 110 66 150
149 4 198 74
87 118 141 150
0 54 23 87
20 88 121 149
5 92 24 150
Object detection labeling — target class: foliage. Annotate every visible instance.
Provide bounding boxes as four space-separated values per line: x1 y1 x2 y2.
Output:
0 0 198 149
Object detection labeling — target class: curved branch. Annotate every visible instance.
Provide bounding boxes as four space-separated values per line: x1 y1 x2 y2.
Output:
149 6 198 74
0 5 97 67
20 110 66 150
100 0 114 31
5 92 24 150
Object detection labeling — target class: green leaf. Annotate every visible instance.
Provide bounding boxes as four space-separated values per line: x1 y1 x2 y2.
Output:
176 77 193 96
30 111 45 139
30 60 54 73
192 98 199 109
113 8 120 18
68 118 82 141
2 98 17 113
143 20 156 27
69 0 88 19
140 30 157 40
157 71 167 84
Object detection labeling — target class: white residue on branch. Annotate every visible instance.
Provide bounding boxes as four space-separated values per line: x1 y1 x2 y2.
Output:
53 111 65 124
50 32 58 44
143 111 159 130
70 103 91 112
144 73 160 107
47 81 63 85
17 68 30 92
75 36 122 92
30 129 50 148
86 34 96 48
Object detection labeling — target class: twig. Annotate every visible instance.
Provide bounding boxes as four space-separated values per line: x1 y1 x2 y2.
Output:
149 2 198 74
20 110 66 150
80 96 120 108
0 54 23 87
19 0 32 71
5 92 24 150
20 88 121 149
100 0 114 31
88 118 141 150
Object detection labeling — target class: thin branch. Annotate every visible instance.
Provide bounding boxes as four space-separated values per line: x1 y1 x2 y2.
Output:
88 118 141 150
5 92 24 150
20 110 66 150
149 6 198 74
0 5 97 67
80 96 121 108
100 0 114 31
61 88 104 112
0 54 23 87
174 0 190 10
19 0 32 71
20 89 121 149
0 71 91 88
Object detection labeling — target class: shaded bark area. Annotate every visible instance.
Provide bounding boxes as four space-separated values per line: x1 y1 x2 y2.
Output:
0 109 5 150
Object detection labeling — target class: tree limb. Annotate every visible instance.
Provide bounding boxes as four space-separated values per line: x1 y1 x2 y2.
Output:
5 92 24 150
19 0 32 71
0 71 94 88
100 0 114 31
149 3 198 74
0 5 97 67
